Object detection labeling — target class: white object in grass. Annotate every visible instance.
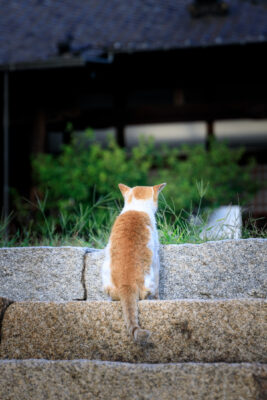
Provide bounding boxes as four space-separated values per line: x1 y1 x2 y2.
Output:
201 206 242 240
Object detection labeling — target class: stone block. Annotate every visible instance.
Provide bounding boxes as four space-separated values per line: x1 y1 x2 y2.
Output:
160 239 267 299
84 239 267 300
84 250 107 301
0 247 87 301
1 299 266 363
0 360 266 400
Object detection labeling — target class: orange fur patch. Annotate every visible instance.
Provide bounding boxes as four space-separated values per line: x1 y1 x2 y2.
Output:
127 192 133 203
110 210 152 295
132 186 153 200
118 184 130 197
153 183 166 202
153 187 158 203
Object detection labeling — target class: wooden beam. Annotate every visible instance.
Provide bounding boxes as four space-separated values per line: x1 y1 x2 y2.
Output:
124 103 267 125
67 102 267 131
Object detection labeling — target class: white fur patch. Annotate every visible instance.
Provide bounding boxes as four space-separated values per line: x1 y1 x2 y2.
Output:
144 225 160 296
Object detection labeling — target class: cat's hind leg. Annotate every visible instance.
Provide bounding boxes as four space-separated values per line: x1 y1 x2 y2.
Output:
144 264 159 299
102 245 119 299
105 285 120 300
144 259 160 299
139 286 151 300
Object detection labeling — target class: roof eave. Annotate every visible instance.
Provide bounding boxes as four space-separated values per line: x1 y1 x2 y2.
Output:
0 56 86 72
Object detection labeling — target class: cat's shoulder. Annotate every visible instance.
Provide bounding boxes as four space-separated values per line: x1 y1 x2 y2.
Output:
115 210 152 227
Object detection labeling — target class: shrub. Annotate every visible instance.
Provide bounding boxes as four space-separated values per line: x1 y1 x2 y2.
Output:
32 129 153 211
32 129 259 221
156 139 258 212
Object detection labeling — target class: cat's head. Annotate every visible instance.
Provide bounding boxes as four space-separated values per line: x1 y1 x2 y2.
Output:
118 183 166 212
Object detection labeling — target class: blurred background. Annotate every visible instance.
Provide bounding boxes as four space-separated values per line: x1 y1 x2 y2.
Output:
0 0 267 245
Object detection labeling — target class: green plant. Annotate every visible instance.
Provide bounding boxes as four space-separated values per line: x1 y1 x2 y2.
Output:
155 138 259 212
32 130 153 212
1 193 266 248
4 129 255 246
33 130 258 215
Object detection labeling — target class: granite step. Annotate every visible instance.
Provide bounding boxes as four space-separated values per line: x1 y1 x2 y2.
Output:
0 239 266 302
0 240 266 399
85 239 267 300
0 246 87 301
1 299 266 363
0 360 266 400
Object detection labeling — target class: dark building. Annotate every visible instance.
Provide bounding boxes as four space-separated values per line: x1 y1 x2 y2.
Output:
1 0 267 217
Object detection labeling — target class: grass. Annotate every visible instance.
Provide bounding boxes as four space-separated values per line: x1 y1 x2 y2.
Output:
0 194 266 248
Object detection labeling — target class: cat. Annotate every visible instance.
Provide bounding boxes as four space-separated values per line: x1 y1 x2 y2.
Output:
102 183 166 344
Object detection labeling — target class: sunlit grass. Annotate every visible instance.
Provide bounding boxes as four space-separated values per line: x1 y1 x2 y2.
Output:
0 194 266 248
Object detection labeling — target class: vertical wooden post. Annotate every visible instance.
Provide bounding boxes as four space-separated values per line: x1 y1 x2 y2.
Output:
116 123 125 147
30 108 46 203
32 108 46 154
206 120 214 150
3 71 9 233
114 91 126 147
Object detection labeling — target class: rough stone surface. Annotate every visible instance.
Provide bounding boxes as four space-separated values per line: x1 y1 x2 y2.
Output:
0 297 13 316
160 239 267 299
0 360 266 400
1 299 266 363
0 247 87 301
0 297 13 339
85 250 108 300
1 240 265 302
85 239 267 300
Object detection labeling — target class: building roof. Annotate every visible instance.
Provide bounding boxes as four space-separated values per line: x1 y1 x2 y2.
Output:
0 0 267 66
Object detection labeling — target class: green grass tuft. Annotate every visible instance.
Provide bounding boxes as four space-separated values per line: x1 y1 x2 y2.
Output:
1 194 266 248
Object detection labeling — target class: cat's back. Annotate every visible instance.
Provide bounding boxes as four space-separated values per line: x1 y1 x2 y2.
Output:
111 210 151 249
110 210 152 281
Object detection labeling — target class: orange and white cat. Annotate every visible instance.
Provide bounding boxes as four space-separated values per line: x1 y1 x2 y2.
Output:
102 183 166 344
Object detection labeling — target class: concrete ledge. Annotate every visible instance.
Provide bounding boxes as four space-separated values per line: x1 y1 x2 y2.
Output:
1 299 266 363
0 247 88 301
0 360 266 400
85 239 267 300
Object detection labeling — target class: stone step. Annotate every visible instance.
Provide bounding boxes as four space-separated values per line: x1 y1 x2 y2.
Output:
1 239 266 302
85 238 267 300
1 299 266 363
0 246 88 301
0 360 266 400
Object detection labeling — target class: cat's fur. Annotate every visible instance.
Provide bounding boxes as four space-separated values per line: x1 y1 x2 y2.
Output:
102 183 166 344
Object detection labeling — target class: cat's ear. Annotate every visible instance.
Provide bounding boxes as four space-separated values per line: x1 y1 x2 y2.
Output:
118 183 131 197
153 183 166 193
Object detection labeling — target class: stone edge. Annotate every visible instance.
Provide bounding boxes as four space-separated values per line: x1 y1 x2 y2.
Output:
0 297 14 343
0 238 266 252
0 360 266 399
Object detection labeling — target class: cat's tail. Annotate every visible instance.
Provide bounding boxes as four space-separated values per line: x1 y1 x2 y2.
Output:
119 285 151 345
